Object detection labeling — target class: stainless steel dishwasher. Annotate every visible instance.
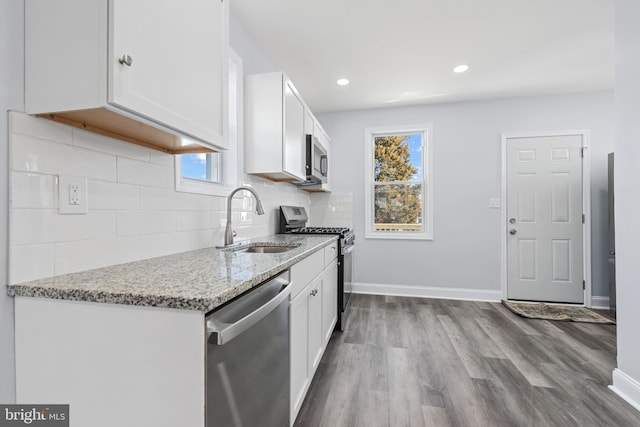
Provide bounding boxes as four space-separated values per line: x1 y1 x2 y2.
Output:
205 269 291 427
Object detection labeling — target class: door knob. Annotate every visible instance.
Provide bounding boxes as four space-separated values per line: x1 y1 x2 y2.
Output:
509 229 517 235
119 54 133 66
509 218 516 224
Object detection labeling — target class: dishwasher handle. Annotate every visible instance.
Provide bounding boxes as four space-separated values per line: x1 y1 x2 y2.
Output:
206 274 291 345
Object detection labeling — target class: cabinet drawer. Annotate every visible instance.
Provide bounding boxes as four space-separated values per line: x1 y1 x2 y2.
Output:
324 242 338 267
290 250 324 299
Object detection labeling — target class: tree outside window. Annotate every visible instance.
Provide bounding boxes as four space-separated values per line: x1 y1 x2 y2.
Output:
365 125 433 239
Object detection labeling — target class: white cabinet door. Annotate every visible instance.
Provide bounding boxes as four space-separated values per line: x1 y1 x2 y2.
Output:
283 81 306 180
307 275 323 375
290 287 310 424
321 260 338 343
109 0 228 148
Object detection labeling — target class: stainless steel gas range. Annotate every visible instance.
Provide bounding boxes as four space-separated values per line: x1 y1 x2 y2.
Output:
279 206 354 331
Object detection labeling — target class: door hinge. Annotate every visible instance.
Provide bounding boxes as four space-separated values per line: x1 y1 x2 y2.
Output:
582 214 585 224
583 280 586 290
581 147 585 158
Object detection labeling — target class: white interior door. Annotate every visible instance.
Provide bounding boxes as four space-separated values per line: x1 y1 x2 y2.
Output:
506 135 584 303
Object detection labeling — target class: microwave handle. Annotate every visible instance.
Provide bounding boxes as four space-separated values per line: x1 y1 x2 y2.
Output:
320 155 328 176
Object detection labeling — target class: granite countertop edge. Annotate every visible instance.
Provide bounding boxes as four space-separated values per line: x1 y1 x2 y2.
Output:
7 234 339 312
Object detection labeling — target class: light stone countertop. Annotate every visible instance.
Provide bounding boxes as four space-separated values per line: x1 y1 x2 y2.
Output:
6 234 338 312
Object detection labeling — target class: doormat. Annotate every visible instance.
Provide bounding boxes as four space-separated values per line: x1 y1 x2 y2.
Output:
502 300 615 324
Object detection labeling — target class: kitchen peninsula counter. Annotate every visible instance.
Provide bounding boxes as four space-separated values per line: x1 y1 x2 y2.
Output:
7 234 337 312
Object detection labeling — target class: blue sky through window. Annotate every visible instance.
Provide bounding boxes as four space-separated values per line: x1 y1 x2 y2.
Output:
407 133 423 180
182 154 207 180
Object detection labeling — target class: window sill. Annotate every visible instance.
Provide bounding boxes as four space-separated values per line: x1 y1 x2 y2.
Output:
364 232 433 241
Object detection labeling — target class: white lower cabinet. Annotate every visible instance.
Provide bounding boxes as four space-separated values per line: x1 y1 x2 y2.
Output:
289 244 339 425
321 260 338 342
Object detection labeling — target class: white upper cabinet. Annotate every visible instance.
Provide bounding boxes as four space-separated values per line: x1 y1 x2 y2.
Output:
25 0 229 154
245 72 306 182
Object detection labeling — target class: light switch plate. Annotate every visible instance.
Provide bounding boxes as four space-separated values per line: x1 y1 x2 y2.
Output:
489 198 501 209
59 175 88 214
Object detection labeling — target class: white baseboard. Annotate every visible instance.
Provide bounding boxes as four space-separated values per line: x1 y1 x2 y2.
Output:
610 369 640 412
352 282 502 302
591 296 611 310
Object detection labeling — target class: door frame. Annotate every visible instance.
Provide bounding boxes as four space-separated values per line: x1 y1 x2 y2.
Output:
500 130 592 307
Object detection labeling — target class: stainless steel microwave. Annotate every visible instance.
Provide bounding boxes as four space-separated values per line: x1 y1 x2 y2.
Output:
303 134 328 184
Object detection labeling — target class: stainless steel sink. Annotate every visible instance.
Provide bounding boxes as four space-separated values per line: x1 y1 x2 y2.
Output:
244 246 296 253
224 242 301 254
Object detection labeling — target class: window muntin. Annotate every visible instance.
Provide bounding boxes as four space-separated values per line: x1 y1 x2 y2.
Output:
365 125 433 240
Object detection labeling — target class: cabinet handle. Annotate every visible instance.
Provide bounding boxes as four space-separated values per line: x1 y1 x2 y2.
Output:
119 54 133 66
310 289 318 296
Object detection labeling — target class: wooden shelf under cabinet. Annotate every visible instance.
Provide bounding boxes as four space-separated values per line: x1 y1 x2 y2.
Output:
39 108 215 155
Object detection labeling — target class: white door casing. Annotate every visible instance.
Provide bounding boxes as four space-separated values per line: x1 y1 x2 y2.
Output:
505 134 585 303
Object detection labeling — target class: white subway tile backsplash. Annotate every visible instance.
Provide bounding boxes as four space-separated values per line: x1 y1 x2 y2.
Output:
117 157 173 188
177 211 223 232
139 230 215 259
12 133 117 181
117 211 177 236
11 209 57 245
89 180 140 210
12 209 117 245
139 187 188 211
9 111 315 283
10 244 55 285
11 172 58 209
11 112 73 145
72 128 150 161
53 211 117 243
182 192 226 212
54 237 141 276
149 150 175 167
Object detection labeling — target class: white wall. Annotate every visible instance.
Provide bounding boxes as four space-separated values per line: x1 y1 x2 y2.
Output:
610 0 640 410
318 91 614 301
229 11 278 76
0 0 23 403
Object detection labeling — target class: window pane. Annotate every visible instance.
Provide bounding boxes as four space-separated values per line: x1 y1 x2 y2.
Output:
181 153 221 183
181 153 209 180
374 133 422 182
374 183 423 232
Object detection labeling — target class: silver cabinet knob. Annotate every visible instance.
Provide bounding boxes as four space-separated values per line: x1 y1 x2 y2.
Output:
509 229 517 235
119 54 133 66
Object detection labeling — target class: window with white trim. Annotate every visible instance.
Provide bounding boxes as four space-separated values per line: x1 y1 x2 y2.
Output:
175 49 243 196
364 124 433 240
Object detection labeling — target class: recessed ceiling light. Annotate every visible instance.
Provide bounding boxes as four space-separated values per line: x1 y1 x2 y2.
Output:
453 64 469 73
336 78 350 86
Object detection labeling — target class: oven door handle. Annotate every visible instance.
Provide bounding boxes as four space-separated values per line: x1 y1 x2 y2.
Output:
341 244 354 255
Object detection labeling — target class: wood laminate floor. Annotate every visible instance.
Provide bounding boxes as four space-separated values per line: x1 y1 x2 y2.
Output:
294 294 640 427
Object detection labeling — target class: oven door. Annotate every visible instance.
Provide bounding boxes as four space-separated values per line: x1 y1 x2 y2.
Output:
339 239 354 331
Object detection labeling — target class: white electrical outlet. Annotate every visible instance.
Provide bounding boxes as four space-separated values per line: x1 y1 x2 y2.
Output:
69 185 80 205
59 176 88 214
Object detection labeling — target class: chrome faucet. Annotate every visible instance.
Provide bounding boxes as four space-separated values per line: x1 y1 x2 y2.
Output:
223 186 265 247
